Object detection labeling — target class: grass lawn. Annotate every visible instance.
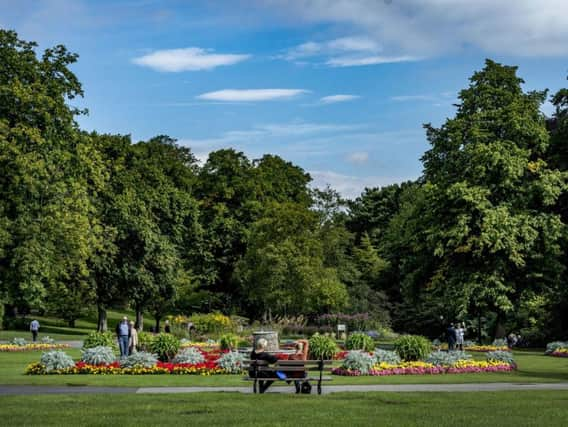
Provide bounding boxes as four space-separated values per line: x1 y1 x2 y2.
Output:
0 309 155 341
1 391 567 426
1 349 567 387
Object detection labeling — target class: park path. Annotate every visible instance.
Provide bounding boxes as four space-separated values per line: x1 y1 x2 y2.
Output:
2 382 568 395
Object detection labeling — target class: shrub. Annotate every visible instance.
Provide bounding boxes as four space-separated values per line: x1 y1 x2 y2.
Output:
341 350 375 374
80 346 116 365
189 312 233 337
172 347 205 364
40 350 75 372
11 337 27 346
219 333 240 351
120 351 158 368
486 350 515 366
346 332 374 352
150 333 180 362
308 334 338 360
425 350 472 366
393 335 432 361
217 351 245 374
82 331 118 352
545 341 568 354
373 348 401 365
137 332 155 352
40 336 55 344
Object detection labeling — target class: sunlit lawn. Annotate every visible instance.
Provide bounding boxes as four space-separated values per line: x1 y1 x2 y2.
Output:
1 391 568 426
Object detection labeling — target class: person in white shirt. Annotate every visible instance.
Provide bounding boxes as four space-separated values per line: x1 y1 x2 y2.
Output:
30 319 40 342
455 322 465 351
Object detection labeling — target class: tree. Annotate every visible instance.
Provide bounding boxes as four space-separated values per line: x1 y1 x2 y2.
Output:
416 60 566 332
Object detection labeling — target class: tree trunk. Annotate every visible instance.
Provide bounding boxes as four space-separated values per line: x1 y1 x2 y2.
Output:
154 317 161 333
477 313 482 344
136 309 143 332
68 319 75 328
97 305 107 332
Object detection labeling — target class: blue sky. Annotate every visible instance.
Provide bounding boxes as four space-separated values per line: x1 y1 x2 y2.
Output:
1 0 567 199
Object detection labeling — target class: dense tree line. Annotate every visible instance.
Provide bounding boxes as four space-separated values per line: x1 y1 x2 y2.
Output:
1 31 566 342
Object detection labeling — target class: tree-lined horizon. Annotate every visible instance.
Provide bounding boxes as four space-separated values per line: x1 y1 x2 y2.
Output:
1 30 567 343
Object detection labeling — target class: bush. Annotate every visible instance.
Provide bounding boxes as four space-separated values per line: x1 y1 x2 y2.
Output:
425 350 471 366
341 351 375 374
137 332 155 352
308 334 338 360
81 346 116 365
172 347 205 364
217 351 245 374
83 331 118 352
545 341 568 354
346 332 374 352
40 336 55 344
189 312 233 337
486 350 515 366
219 333 240 351
11 337 27 346
150 333 180 362
393 335 432 361
120 351 158 368
40 351 75 372
373 348 401 365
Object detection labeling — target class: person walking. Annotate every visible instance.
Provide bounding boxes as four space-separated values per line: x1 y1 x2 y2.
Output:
129 320 138 354
30 319 40 342
115 316 131 357
446 323 457 351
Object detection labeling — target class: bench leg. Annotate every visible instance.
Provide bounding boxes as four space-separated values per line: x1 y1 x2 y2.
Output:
317 381 322 395
253 378 257 394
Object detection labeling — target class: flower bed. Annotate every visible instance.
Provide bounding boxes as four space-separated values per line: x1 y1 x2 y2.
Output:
26 360 226 375
0 343 70 352
550 349 568 358
332 360 514 376
464 345 509 352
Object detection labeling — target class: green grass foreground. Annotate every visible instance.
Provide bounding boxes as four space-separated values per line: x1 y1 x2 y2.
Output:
1 349 567 387
1 391 568 426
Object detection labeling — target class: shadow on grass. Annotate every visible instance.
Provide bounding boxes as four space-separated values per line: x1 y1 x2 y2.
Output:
41 326 87 336
515 369 568 382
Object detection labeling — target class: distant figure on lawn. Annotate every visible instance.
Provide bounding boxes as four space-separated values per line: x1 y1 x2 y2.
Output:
164 320 171 334
446 323 457 351
250 338 278 394
116 316 131 357
129 320 138 354
30 319 40 342
455 322 465 351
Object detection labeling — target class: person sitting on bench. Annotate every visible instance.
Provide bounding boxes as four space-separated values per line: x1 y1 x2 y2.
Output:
249 338 278 393
288 339 309 393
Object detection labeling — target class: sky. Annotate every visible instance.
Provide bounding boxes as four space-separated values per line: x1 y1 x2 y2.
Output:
1 0 567 199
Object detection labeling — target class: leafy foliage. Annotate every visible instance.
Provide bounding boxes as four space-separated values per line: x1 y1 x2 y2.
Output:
217 351 245 374
486 350 515 366
149 333 180 362
120 351 158 368
425 350 472 366
81 346 116 365
219 334 240 351
394 335 432 361
11 337 27 346
40 351 75 372
137 332 155 352
345 332 375 352
341 350 375 374
373 349 401 365
545 341 568 354
40 336 55 344
82 332 118 352
308 334 338 360
172 347 205 364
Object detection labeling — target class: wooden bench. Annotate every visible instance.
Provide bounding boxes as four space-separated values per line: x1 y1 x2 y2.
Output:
243 359 333 394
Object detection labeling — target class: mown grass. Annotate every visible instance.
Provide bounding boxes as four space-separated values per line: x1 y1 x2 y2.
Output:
1 349 567 387
1 391 567 426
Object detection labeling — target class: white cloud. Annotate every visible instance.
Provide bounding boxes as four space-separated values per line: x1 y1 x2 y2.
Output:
347 152 369 164
391 95 436 102
265 0 568 57
132 47 250 72
320 94 360 104
310 170 413 200
196 89 308 102
327 55 419 67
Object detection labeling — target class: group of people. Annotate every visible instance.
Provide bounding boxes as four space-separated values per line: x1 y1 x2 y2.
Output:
446 322 466 351
250 338 309 394
115 316 139 357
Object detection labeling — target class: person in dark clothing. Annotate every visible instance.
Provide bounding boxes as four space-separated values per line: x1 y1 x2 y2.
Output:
164 320 171 333
250 338 278 393
446 323 457 351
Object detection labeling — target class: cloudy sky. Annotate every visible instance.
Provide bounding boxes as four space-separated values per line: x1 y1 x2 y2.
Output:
1 0 567 198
